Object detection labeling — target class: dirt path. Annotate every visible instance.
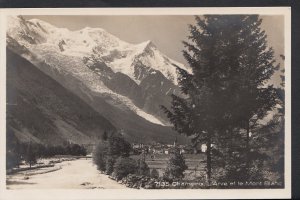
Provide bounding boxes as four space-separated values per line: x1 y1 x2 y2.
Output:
7 158 127 189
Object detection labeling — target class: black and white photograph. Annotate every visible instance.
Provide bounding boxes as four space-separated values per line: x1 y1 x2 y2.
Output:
0 7 291 199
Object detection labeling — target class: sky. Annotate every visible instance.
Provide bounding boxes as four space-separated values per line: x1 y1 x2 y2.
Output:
24 15 284 87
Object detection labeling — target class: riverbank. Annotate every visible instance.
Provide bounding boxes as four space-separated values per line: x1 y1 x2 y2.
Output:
6 158 127 189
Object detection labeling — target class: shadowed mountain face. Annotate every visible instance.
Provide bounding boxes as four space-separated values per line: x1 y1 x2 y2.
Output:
6 16 190 144
7 49 116 145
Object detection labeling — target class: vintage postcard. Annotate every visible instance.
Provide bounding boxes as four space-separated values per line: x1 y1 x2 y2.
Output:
0 7 291 199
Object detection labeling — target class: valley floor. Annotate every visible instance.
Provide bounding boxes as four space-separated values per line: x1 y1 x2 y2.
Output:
6 158 127 189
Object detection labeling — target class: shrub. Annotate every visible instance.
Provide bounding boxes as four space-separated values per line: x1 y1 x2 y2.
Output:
6 130 21 169
105 157 116 175
6 150 21 169
150 169 159 179
107 135 131 157
163 148 187 181
102 131 108 141
68 144 87 156
93 152 106 171
113 157 138 180
93 134 132 174
92 141 108 171
137 159 150 176
121 174 155 189
24 142 37 168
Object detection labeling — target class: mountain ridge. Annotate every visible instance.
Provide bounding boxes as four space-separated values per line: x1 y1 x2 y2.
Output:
6 15 190 144
6 48 116 145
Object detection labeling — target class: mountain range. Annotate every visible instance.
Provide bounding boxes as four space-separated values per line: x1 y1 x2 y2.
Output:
6 16 190 145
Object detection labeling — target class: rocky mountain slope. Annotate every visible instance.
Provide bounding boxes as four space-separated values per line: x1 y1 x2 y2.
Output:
7 49 116 145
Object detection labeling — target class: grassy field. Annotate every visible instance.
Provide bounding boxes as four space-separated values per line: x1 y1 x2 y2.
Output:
131 153 207 180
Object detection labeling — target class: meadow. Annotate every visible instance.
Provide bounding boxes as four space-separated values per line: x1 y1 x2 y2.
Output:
131 153 207 180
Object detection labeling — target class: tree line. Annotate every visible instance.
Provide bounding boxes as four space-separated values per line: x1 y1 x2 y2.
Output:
93 132 188 185
92 132 150 180
6 136 87 169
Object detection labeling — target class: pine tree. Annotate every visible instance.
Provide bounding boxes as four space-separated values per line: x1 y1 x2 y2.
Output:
102 130 108 141
162 15 278 184
93 133 132 175
25 141 37 168
150 168 160 179
107 134 131 157
251 55 285 185
113 157 138 180
137 159 150 176
92 141 108 171
221 15 278 179
163 147 187 181
6 128 21 169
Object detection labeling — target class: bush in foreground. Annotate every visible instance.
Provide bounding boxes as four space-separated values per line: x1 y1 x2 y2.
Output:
137 159 150 176
105 157 116 175
113 157 138 180
150 169 159 179
163 148 187 181
120 174 157 189
93 134 132 175
92 141 107 171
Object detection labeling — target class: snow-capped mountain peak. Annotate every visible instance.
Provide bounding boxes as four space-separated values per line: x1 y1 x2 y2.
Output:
6 16 191 127
7 15 192 143
7 16 191 85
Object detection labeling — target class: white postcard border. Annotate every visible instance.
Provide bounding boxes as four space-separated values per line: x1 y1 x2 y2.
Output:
0 7 291 199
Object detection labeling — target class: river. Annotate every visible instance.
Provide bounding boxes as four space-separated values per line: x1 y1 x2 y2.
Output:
6 158 127 189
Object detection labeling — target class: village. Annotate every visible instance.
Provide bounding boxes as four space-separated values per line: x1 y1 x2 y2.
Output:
131 141 207 156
